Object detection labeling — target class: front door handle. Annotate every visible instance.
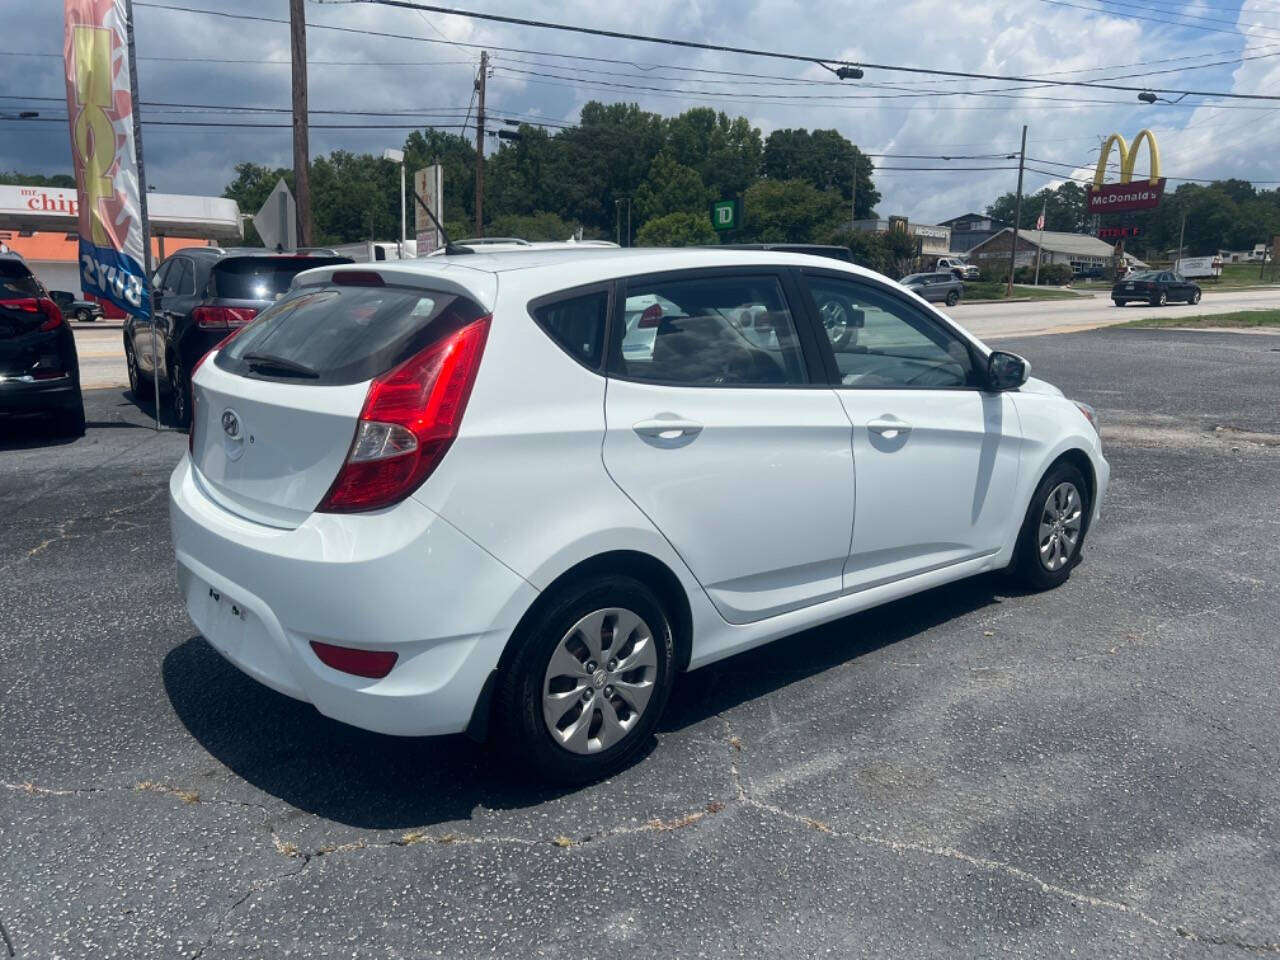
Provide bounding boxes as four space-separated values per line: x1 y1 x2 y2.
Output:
633 418 703 441
867 417 912 439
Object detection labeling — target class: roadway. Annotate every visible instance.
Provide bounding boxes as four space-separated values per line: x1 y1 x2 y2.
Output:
69 285 1280 391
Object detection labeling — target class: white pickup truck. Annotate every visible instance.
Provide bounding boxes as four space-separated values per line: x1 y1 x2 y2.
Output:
934 256 980 280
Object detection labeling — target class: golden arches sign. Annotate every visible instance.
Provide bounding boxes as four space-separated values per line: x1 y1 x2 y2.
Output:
1087 128 1165 213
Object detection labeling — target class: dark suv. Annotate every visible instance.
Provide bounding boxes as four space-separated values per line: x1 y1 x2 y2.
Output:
1 253 84 436
124 248 352 425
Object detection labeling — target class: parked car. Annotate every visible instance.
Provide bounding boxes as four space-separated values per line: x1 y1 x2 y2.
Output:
1112 270 1202 306
171 250 1108 783
124 248 352 426
49 290 104 322
901 271 964 306
0 253 84 436
934 256 979 280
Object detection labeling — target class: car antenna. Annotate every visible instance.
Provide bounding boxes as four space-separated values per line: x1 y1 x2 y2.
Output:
410 184 472 256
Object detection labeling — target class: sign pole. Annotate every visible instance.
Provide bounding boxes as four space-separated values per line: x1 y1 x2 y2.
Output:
123 0 160 431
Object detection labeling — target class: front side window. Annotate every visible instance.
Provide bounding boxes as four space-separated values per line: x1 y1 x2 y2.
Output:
610 274 806 386
805 273 977 389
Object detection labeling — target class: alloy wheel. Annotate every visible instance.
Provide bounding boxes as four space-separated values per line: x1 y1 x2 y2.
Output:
126 344 140 395
541 607 658 755
819 299 852 348
1038 481 1083 572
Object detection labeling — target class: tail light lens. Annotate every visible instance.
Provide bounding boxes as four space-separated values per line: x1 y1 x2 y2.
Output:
0 297 63 330
193 306 258 330
636 303 663 328
188 327 249 455
318 316 491 513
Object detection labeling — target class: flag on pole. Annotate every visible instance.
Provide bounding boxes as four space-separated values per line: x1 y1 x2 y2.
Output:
63 0 149 319
1035 208 1046 232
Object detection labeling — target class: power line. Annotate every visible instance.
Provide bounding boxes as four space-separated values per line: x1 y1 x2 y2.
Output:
1090 0 1280 35
1035 0 1280 40
331 0 1280 102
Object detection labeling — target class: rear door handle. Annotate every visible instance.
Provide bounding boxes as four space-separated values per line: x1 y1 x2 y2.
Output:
867 417 912 438
633 418 703 441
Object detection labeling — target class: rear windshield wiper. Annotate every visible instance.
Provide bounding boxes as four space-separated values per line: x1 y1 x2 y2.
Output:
242 352 319 379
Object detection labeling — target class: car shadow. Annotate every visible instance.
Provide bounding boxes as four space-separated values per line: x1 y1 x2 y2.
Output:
0 415 81 451
163 573 1018 829
122 387 184 431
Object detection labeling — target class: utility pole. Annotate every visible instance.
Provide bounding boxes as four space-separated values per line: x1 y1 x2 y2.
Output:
474 51 487 237
1006 124 1027 298
851 161 857 226
615 200 622 246
289 0 312 248
1176 210 1187 271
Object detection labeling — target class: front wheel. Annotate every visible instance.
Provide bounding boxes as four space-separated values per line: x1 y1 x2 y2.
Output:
945 290 960 307
75 308 91 322
1152 290 1168 306
1010 462 1090 591
1190 289 1202 305
494 575 676 785
169 357 191 428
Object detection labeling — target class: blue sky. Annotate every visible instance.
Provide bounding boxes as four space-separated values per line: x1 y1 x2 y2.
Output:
3 0 1278 225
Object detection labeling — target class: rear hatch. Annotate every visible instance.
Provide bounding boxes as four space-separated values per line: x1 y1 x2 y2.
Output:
0 261 58 378
204 254 354 323
191 273 488 528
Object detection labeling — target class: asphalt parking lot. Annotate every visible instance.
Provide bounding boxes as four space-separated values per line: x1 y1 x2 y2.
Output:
3 327 1279 958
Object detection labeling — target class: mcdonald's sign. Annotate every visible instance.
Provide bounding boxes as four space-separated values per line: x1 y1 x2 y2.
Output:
1087 129 1165 214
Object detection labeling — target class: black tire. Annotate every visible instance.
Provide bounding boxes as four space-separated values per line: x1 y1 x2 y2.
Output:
1190 289 1201 305
57 399 86 438
169 357 191 428
1151 290 1168 307
75 308 91 322
945 289 960 307
1010 461 1091 591
124 337 144 400
493 575 676 785
1113 299 1125 307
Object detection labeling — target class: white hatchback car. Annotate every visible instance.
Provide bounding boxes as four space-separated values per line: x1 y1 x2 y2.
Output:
170 249 1108 783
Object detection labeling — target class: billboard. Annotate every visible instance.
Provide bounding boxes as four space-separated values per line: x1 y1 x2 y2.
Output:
414 165 443 257
63 0 149 318
1087 129 1165 215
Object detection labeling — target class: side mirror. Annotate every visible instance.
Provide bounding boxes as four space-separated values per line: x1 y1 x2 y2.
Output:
986 350 1030 391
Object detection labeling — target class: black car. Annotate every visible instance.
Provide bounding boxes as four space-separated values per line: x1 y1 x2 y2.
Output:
0 254 84 436
49 290 105 322
1112 270 1202 307
124 247 352 426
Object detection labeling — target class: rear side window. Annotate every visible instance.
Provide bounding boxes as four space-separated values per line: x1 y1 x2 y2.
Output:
610 274 807 386
0 260 41 298
210 257 351 301
530 289 608 368
216 283 486 386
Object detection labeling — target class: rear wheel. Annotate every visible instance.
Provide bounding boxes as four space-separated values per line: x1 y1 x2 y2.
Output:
1112 299 1125 307
75 308 91 322
1152 290 1168 306
124 338 143 400
169 357 191 428
945 289 960 307
1010 462 1090 591
494 575 675 785
57 399 86 438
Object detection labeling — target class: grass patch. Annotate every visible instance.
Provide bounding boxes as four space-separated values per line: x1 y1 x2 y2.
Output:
1120 309 1280 329
963 281 1085 301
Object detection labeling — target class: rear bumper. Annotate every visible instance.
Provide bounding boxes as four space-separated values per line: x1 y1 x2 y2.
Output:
0 374 80 414
168 456 538 736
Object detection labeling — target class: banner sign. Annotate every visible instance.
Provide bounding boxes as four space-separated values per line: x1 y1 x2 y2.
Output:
414 165 443 257
63 0 149 317
1087 128 1165 214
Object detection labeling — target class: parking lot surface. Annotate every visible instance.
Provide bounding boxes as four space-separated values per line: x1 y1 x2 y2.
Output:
3 327 1279 958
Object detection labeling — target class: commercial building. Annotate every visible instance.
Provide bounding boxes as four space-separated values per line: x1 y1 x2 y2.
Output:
937 213 1008 253
967 227 1117 276
849 217 952 256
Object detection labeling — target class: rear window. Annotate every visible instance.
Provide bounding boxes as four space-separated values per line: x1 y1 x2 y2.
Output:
530 289 608 368
215 283 486 386
209 256 352 301
0 260 41 298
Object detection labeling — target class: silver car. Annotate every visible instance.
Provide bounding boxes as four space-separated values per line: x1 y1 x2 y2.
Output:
901 272 963 307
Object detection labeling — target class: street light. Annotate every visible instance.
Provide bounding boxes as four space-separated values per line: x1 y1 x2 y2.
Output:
1138 91 1189 104
835 66 864 80
382 147 405 258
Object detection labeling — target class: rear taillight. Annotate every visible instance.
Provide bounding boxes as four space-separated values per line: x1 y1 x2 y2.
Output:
0 297 63 330
193 305 258 330
188 327 248 455
637 304 663 328
317 316 491 513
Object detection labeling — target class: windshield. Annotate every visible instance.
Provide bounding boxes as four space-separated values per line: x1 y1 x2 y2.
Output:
900 274 928 285
217 282 486 386
210 256 352 301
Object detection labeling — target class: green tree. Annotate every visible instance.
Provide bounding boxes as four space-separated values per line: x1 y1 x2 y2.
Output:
742 179 844 243
403 128 476 230
222 161 291 246
635 211 718 247
633 152 708 225
488 211 577 241
0 171 76 188
663 108 763 201
761 128 878 219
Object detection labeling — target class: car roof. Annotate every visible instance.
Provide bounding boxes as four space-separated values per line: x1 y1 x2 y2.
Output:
182 246 348 261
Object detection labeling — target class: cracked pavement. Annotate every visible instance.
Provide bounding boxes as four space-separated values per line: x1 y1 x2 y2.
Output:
2 329 1280 958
